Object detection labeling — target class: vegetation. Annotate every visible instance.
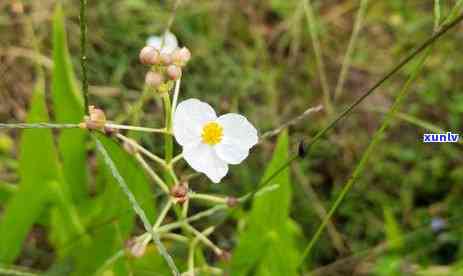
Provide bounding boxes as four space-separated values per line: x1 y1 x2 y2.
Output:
1 0 463 275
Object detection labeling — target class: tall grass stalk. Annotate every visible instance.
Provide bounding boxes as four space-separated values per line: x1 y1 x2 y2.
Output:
299 48 432 267
334 0 369 101
303 0 333 115
79 0 89 111
94 137 180 276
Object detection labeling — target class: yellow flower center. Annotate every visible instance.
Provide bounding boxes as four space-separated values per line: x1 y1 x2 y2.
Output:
201 122 223 145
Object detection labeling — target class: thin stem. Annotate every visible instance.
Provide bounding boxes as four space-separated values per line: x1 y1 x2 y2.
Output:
95 250 125 276
156 205 227 233
334 0 369 101
259 105 323 140
171 79 181 118
188 227 215 275
80 0 89 112
166 165 180 185
154 199 173 229
163 95 174 164
182 197 190 218
164 0 183 34
116 133 166 167
94 136 179 275
134 153 170 193
189 193 227 204
0 123 79 129
303 0 333 116
160 233 189 243
434 0 441 31
184 224 222 255
106 123 170 134
299 48 432 267
170 153 183 166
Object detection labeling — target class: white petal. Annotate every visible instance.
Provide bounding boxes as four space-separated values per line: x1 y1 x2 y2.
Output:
215 140 250 165
217 113 258 149
183 142 228 183
146 31 178 54
173 99 217 146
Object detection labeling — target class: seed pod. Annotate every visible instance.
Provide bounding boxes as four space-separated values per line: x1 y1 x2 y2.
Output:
139 46 160 65
145 71 164 88
166 65 182 80
171 183 188 204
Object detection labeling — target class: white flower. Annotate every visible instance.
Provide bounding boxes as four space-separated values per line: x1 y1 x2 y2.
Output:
146 31 179 55
173 99 258 183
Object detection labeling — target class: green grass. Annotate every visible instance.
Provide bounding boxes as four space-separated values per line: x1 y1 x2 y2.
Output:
1 0 463 275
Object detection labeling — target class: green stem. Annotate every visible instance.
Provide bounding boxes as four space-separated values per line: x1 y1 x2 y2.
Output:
105 123 169 134
163 95 173 164
189 193 227 204
154 199 173 229
334 0 369 101
303 0 333 116
80 0 89 112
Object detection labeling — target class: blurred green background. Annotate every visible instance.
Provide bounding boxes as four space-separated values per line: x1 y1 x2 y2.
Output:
1 0 463 275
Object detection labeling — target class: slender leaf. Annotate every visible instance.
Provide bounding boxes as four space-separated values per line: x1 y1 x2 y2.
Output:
51 4 88 203
0 78 59 263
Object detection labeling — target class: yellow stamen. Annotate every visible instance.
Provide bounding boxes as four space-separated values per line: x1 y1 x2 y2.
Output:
201 122 223 145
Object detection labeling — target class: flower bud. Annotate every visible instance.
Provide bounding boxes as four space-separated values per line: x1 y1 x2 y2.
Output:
139 46 160 65
145 71 164 88
83 106 106 130
166 65 182 80
171 183 188 204
172 47 191 66
126 238 147 258
160 52 173 65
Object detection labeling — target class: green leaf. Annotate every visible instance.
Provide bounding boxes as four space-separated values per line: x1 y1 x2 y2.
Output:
0 181 17 202
383 206 403 251
0 78 60 263
64 134 156 275
231 131 299 276
51 4 88 203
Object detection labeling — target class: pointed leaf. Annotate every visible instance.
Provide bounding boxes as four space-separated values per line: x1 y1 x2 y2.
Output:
0 79 60 263
51 4 88 203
